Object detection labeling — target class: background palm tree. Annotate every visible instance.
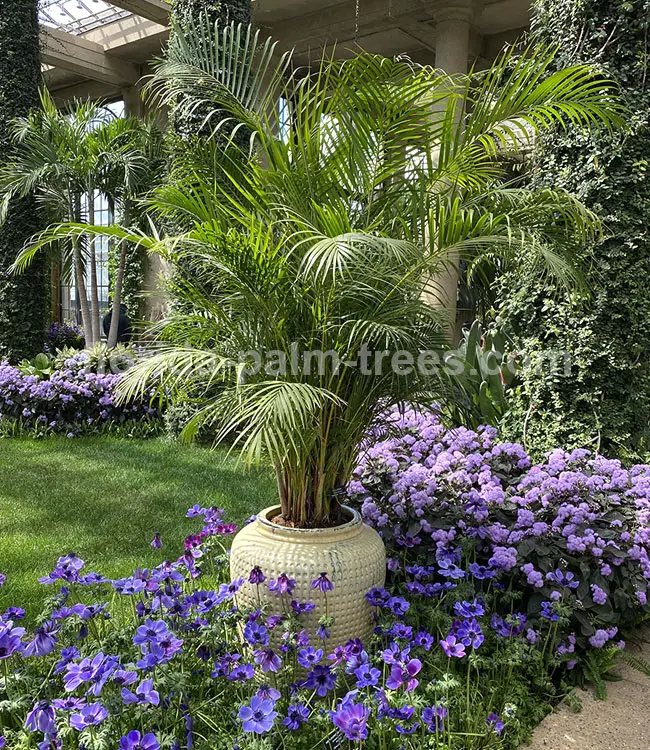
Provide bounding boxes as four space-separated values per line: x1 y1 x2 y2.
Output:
31 21 623 525
1 91 163 346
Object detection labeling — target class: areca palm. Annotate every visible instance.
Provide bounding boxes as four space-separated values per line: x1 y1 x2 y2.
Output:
30 21 623 525
1 90 161 345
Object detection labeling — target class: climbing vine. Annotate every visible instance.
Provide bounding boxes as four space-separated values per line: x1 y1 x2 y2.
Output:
0 0 49 361
497 0 650 460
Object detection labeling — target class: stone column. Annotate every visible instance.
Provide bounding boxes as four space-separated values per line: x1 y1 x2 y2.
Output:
122 85 144 118
431 1 473 339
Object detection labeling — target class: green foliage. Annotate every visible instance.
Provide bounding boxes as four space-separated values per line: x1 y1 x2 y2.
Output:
169 0 251 143
0 0 49 361
17 352 55 379
497 0 650 460
443 320 518 428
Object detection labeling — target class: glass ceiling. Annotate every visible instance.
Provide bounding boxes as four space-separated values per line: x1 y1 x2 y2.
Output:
39 0 132 35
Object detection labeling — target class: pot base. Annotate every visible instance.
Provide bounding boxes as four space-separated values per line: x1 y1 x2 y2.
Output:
230 505 386 646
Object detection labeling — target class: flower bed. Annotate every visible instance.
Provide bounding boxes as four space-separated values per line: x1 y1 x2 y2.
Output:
349 409 650 665
0 411 648 749
0 358 159 437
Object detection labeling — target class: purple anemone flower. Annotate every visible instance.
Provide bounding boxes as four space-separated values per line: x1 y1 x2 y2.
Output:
331 701 370 741
23 620 59 658
69 702 108 730
150 533 162 550
119 731 160 750
249 566 266 585
254 649 282 673
423 705 448 732
121 678 160 707
311 572 334 592
283 703 309 730
486 713 505 734
25 701 56 735
239 696 278 734
268 573 296 596
385 658 422 691
304 665 336 696
440 635 466 658
0 620 24 659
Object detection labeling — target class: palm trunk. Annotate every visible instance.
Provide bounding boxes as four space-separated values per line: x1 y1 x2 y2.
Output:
88 189 101 342
73 237 92 346
107 244 127 349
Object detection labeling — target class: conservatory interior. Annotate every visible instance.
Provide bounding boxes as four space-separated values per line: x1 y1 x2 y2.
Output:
1 1 650 749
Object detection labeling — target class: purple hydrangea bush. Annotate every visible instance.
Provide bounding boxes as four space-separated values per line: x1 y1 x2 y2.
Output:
349 408 650 662
0 359 159 437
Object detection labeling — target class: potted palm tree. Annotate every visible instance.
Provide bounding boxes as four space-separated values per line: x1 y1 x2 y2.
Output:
28 21 622 643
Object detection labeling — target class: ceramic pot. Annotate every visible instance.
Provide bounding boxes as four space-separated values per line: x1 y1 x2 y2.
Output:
230 505 386 646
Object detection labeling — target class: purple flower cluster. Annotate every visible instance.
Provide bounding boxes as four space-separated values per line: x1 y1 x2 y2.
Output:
0 360 158 436
350 408 650 654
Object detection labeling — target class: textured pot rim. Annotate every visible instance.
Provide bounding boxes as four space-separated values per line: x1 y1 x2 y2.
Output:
253 504 363 543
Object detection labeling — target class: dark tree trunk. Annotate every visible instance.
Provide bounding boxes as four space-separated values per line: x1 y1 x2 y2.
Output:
0 0 49 361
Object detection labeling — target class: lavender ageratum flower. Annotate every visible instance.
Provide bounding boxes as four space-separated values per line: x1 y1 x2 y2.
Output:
248 566 266 585
331 701 370 741
386 659 422 691
486 713 505 734
25 701 56 735
304 665 336 696
422 705 448 732
70 702 108 730
0 620 24 659
311 572 334 592
283 703 309 730
238 696 278 734
591 584 608 605
440 635 466 658
119 731 160 750
268 573 296 596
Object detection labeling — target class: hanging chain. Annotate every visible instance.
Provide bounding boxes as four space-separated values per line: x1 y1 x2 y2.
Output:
355 0 360 39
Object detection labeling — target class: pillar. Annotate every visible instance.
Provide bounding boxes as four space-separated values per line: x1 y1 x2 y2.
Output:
431 2 473 340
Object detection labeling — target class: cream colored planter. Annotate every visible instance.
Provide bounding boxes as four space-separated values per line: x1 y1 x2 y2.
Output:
230 505 386 646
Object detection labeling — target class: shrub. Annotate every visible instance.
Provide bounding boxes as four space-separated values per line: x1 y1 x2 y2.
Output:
45 321 85 352
0 359 160 437
348 409 650 664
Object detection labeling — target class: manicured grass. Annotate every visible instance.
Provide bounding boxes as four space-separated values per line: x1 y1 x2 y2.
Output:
0 437 276 619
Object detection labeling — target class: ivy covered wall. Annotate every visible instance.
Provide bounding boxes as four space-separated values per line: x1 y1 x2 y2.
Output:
498 0 650 459
170 0 252 141
0 0 49 361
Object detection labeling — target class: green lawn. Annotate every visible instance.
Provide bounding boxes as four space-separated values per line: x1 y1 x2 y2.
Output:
0 437 276 619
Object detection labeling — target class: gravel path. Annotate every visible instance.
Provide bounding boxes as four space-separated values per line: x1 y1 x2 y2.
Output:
524 636 650 750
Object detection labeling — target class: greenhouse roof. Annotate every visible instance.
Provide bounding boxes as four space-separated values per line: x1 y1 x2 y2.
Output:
39 1 133 35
